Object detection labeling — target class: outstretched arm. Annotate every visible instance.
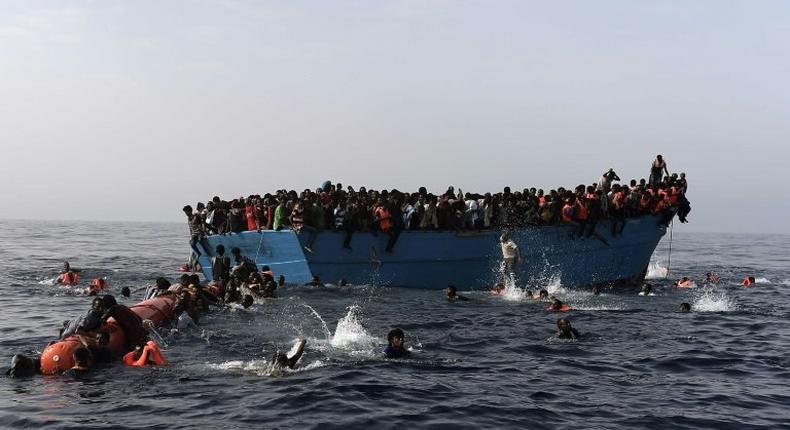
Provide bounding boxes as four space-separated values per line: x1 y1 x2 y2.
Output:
287 338 307 369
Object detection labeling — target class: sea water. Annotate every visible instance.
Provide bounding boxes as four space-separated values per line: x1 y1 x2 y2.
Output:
0 220 789 429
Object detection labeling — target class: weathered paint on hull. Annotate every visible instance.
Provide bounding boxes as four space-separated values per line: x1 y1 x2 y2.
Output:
197 215 668 289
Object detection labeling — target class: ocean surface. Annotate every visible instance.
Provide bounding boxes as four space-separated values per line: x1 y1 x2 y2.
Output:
0 219 789 429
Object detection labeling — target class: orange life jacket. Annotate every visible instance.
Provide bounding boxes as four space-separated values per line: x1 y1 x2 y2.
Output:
59 272 78 285
742 277 754 286
547 304 571 312
374 206 392 232
123 341 166 367
612 192 624 210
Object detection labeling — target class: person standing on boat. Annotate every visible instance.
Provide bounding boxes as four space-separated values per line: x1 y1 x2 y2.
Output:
649 155 669 187
500 233 520 280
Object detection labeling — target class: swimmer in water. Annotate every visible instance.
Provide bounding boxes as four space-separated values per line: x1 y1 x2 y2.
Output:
535 289 549 300
591 286 601 296
742 276 756 287
705 272 721 284
490 282 505 295
63 347 92 377
639 283 653 296
679 302 691 312
446 285 469 301
121 286 131 298
556 318 580 340
241 294 254 309
384 328 410 359
548 298 564 311
271 338 307 371
675 276 693 288
304 276 323 287
5 354 41 378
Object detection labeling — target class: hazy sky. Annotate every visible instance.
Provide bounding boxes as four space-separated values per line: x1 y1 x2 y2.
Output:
1 1 788 233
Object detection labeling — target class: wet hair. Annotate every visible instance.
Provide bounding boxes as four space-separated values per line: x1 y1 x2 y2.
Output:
525 290 533 297
261 265 270 272
748 276 756 283
156 277 171 290
339 279 348 287
215 244 225 255
241 295 254 309
539 290 548 298
679 302 691 312
102 295 117 308
387 328 405 345
73 347 91 367
278 275 285 286
447 285 457 293
121 287 130 298
550 298 563 310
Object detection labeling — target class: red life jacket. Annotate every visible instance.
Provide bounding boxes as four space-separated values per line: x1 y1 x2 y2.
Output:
742 277 754 286
612 192 624 210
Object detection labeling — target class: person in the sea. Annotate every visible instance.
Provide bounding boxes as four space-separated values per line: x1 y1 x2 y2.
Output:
5 354 41 378
705 272 721 284
639 283 653 296
271 338 307 371
500 233 519 280
591 285 601 296
63 347 92 377
145 277 171 300
304 276 323 287
556 318 580 340
534 289 549 300
231 247 258 282
548 298 565 311
60 297 105 339
278 275 286 287
384 328 410 359
80 331 115 365
58 261 80 286
679 302 691 312
101 295 149 350
742 276 756 287
675 276 693 288
121 286 131 298
446 285 469 301
241 294 254 309
490 282 505 295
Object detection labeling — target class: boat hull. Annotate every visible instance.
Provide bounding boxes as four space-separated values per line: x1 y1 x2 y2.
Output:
196 215 669 289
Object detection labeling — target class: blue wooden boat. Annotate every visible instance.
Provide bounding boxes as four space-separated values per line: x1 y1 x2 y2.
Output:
193 213 671 289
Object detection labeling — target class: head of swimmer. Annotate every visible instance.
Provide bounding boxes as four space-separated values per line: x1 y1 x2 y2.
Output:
388 328 405 350
679 302 691 313
500 233 509 243
241 295 254 309
446 285 457 298
640 283 652 294
550 298 563 310
539 290 549 299
6 354 40 377
557 318 573 334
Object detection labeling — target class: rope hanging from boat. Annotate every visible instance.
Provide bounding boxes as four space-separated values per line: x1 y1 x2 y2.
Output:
254 231 265 266
666 219 674 278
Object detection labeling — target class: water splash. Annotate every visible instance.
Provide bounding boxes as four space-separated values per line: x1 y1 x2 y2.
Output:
329 305 378 348
207 359 325 377
302 304 332 340
692 289 737 312
545 274 565 295
755 277 771 284
646 260 668 279
37 277 58 286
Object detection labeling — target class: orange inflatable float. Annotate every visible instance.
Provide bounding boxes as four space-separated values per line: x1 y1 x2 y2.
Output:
40 294 178 374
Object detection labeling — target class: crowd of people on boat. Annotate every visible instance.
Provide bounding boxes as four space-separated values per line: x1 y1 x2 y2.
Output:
182 156 691 254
